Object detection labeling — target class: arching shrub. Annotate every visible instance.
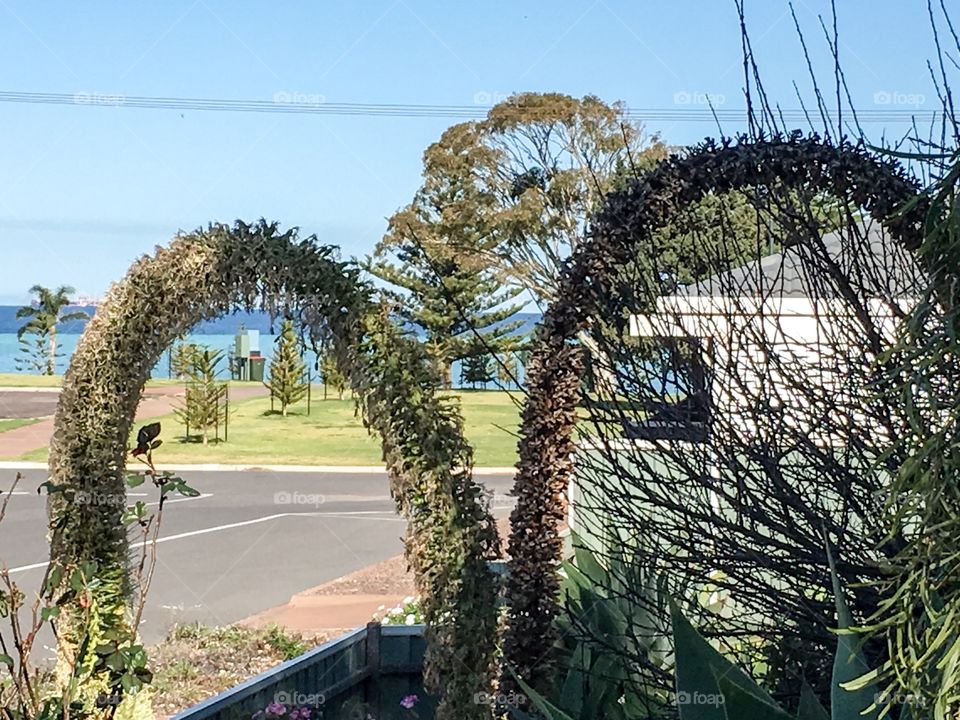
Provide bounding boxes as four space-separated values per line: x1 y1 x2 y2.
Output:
49 221 498 719
503 136 928 696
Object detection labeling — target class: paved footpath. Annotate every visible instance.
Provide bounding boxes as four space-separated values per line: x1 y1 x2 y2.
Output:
0 384 269 460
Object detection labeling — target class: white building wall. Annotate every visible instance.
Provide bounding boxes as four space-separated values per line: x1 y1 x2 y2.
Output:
630 296 903 446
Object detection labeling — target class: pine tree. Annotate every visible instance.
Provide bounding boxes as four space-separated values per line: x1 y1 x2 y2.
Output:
174 347 227 445
320 351 347 400
265 320 308 416
497 352 518 390
367 221 525 388
170 342 201 379
461 351 494 389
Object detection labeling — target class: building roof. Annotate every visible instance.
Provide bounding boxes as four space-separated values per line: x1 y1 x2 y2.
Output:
675 227 924 300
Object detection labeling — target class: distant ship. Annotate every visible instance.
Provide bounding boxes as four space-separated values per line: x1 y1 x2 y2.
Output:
71 294 102 307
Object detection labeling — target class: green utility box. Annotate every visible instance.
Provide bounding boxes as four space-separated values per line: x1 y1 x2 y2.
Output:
232 327 263 381
249 356 266 382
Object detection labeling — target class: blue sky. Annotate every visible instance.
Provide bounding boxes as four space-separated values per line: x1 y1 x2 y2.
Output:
0 1 940 304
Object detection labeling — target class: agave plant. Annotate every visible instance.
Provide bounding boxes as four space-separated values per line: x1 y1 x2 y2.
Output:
507 539 677 719
511 543 902 720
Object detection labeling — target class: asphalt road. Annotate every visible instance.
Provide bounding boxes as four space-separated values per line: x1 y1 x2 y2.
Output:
0 469 515 645
0 389 61 419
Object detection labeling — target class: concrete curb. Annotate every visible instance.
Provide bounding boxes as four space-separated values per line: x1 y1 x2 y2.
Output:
0 387 61 394
0 461 516 474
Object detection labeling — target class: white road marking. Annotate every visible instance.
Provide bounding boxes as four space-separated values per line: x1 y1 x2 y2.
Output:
5 509 401 574
5 560 50 574
134 511 402 547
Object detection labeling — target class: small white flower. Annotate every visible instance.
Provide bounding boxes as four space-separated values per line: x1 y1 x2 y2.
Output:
390 607 403 616
403 596 415 605
405 614 416 626
382 617 391 625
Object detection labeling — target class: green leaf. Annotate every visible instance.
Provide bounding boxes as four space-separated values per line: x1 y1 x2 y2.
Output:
69 569 85 593
714 672 792 720
0 653 13 667
104 652 125 672
508 666 577 720
40 606 60 622
670 600 778 720
122 501 149 525
559 641 588 717
825 541 877 719
176 484 201 498
573 539 607 585
37 481 66 496
797 682 829 720
120 672 140 693
44 565 62 594
125 473 145 488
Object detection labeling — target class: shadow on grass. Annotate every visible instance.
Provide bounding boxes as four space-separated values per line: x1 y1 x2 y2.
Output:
260 410 308 417
177 435 228 446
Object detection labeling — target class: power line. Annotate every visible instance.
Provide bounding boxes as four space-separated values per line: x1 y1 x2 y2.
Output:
0 90 942 123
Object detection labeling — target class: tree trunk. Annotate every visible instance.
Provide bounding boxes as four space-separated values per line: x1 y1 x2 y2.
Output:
48 326 57 376
282 404 288 417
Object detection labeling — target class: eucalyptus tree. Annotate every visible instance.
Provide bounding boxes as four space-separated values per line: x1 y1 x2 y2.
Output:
401 93 667 305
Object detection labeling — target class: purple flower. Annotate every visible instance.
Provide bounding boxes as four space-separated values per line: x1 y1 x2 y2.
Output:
400 694 419 709
297 709 311 719
265 702 287 716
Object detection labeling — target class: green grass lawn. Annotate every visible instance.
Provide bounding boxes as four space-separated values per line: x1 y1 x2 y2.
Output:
0 418 40 433
21 390 522 467
0 373 63 387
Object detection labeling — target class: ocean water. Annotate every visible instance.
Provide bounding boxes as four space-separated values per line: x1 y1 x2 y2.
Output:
0 308 539 384
0 332 278 378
